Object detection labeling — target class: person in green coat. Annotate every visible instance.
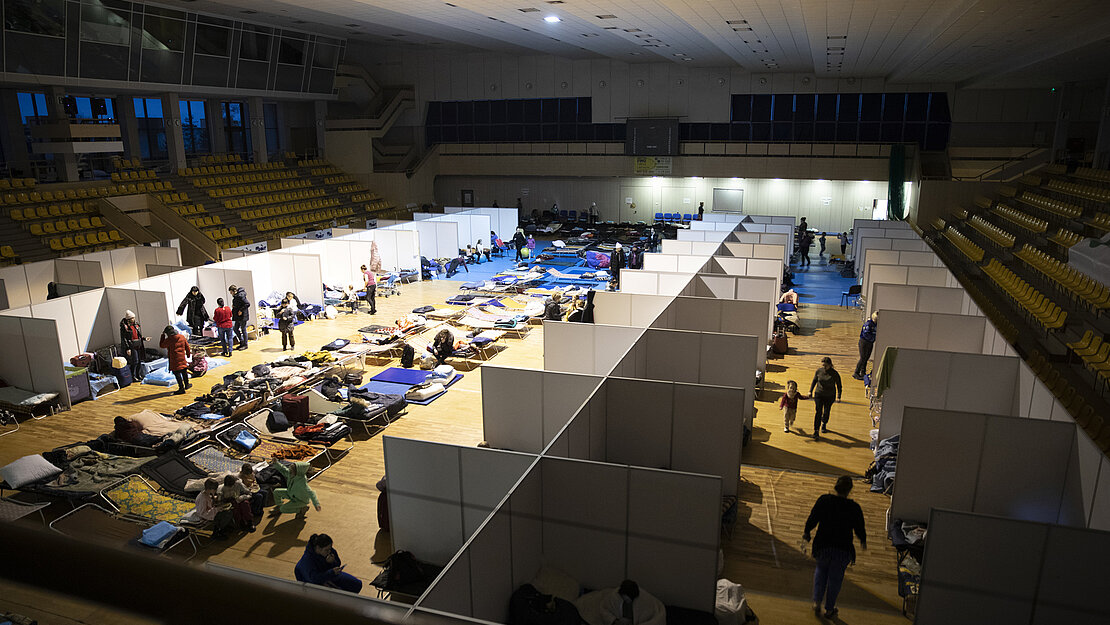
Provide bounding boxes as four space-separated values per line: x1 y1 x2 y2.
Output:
269 460 321 514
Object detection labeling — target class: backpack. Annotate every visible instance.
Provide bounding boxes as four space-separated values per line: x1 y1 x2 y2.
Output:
400 344 416 368
372 550 425 589
190 354 208 377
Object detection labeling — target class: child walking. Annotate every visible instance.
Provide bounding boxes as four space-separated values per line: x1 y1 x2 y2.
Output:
779 380 809 433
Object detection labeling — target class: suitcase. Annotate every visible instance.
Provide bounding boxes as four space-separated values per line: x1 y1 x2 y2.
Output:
112 365 133 388
771 332 789 355
281 394 310 423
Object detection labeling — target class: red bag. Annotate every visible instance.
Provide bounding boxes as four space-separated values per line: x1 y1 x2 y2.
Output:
70 353 95 368
282 394 310 423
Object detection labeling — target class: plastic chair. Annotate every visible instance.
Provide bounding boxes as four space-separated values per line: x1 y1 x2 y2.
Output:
841 284 862 307
683 214 693 221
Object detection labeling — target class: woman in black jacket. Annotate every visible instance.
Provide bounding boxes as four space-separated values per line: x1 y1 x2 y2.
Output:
808 357 843 440
277 298 297 351
119 310 148 381
176 286 208 337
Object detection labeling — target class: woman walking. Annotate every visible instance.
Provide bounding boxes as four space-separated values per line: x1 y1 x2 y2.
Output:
808 357 842 440
159 325 192 395
803 476 866 619
176 286 208 337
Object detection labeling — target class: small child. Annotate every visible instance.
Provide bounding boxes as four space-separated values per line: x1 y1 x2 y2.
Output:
779 380 809 433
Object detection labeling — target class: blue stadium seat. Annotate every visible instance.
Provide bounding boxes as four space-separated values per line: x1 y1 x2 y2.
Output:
655 213 664 221
683 214 693 221
568 210 577 221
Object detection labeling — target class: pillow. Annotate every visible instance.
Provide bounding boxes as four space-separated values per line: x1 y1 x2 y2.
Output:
530 564 580 603
1 454 63 488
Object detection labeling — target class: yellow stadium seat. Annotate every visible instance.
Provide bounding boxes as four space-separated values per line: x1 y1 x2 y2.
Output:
74 233 87 247
97 231 110 243
54 220 67 233
49 238 63 251
62 236 75 249
67 219 79 231
65 189 77 200
48 205 62 217
109 230 121 241
29 223 44 236
9 207 24 220
0 245 14 258
41 191 55 202
78 217 91 229
90 216 104 228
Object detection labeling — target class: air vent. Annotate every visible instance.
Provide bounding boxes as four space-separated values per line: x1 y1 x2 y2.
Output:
726 20 748 25
597 14 617 19
623 28 641 32
827 35 846 40
444 2 457 6
518 7 540 12
732 26 752 32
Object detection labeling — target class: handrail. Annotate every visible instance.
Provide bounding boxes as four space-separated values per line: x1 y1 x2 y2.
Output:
950 147 1047 182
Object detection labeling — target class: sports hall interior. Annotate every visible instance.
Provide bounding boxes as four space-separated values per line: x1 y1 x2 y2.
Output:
1 1 1110 625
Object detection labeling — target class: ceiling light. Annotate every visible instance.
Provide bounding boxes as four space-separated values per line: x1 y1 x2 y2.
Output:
544 15 561 23
597 14 617 19
519 8 539 13
726 20 748 25
624 28 641 33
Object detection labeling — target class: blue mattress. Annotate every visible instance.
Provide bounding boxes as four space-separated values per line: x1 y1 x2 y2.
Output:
370 367 432 385
358 380 413 396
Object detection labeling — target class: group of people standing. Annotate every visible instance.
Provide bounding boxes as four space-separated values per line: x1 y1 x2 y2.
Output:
794 217 850 267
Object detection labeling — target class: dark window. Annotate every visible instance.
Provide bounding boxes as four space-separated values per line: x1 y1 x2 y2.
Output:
730 123 750 141
5 0 66 37
882 93 905 122
731 95 752 122
523 99 541 123
772 94 793 121
576 98 591 122
278 38 305 65
860 93 882 122
473 100 490 124
540 99 558 123
425 101 442 125
222 101 250 156
134 98 167 159
794 94 815 122
751 122 771 141
194 24 230 56
456 101 473 125
772 122 792 141
751 95 772 122
816 94 838 122
838 93 860 122
142 15 185 51
80 2 130 45
179 99 209 154
312 44 338 69
490 100 507 123
239 26 271 62
928 92 951 122
906 93 929 122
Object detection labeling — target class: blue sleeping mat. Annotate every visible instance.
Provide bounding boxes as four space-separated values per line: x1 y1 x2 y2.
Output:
371 367 436 385
358 380 413 396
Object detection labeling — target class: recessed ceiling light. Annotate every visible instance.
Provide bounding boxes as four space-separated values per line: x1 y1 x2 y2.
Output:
547 1 565 4
581 33 599 37
602 26 618 29
732 27 752 31
629 52 641 55
597 14 617 19
544 15 561 23
444 2 457 6
345 23 359 27
726 20 748 25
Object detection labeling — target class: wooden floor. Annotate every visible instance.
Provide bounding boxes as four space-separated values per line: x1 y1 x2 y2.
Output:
0 283 906 624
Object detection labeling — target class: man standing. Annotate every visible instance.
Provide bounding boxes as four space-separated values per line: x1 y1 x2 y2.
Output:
610 243 626 290
853 312 878 380
229 285 250 350
799 231 813 266
512 228 527 262
804 476 866 620
697 201 704 220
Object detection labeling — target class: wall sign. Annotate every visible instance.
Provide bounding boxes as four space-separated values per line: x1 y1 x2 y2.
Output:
633 156 673 175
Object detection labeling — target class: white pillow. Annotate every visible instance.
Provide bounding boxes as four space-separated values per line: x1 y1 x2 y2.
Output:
1 454 62 488
531 564 580 602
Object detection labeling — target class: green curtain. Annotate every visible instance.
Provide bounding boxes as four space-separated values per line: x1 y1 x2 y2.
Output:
888 143 905 220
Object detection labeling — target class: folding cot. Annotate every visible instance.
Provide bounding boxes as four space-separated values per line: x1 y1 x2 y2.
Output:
215 422 350 480
50 502 194 558
99 475 207 559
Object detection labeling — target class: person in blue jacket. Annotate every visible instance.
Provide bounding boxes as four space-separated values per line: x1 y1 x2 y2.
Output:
294 533 363 593
853 312 878 380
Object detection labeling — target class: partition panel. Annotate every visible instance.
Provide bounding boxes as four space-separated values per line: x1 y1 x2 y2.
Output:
540 458 629 592
465 510 515 622
135 291 170 349
541 371 606 445
291 254 324 305
30 298 78 359
482 367 545 452
872 311 988 365
0 315 32 389
508 467 544 588
0 265 29 309
626 468 720 611
167 269 200 317
23 317 68 407
605 378 672 468
670 383 744 496
974 418 1078 523
108 247 140 284
71 288 113 352
383 437 465 565
418 551 472 614
23 260 53 307
105 288 138 331
916 511 1046 625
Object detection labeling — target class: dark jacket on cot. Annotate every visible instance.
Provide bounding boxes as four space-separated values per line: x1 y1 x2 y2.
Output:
159 333 191 372
859 319 877 343
810 367 842 398
295 544 343 586
232 288 250 321
805 494 866 563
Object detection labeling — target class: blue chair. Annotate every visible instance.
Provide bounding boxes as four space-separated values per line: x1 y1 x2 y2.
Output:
683 214 693 221
655 213 664 221
559 210 568 219
841 284 862 307
568 210 577 221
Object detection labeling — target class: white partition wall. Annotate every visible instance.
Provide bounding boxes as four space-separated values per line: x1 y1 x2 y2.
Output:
383 437 537 566
104 287 171 354
676 230 730 243
590 292 672 327
916 509 1110 625
875 349 1024 439
0 315 69 407
618 269 696 296
542 322 645 375
642 253 713 273
872 311 1014 364
871 284 981 317
864 265 958 316
682 274 779 306
652 296 772 365
660 240 723 256
607 328 758 424
196 268 257 325
893 409 1085 525
265 253 324 305
395 219 458 259
481 367 604 453
547 378 745 496
417 457 721 619
701 257 782 296
54 259 106 288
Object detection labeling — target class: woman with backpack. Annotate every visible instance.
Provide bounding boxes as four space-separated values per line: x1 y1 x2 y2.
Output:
278 298 297 351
